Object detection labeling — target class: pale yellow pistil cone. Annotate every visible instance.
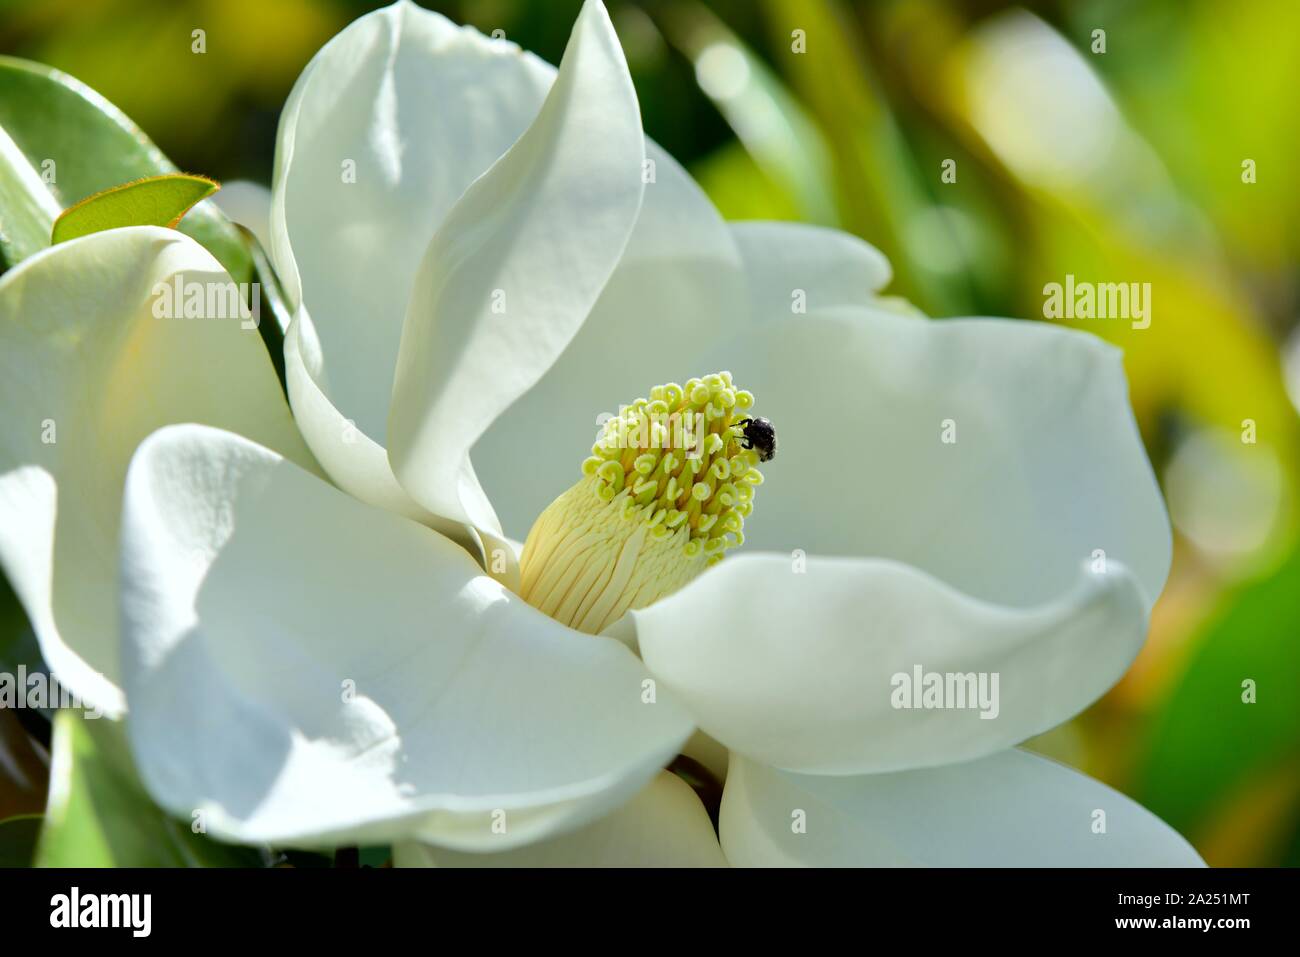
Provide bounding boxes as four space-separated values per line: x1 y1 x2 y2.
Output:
519 372 766 634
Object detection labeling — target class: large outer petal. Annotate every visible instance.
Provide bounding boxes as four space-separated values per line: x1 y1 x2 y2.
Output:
632 553 1146 774
0 227 312 716
394 771 725 867
118 424 693 849
720 750 1204 867
699 310 1171 610
387 0 645 540
627 309 1169 773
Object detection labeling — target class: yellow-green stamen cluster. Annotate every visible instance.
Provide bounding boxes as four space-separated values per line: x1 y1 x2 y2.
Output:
519 372 765 634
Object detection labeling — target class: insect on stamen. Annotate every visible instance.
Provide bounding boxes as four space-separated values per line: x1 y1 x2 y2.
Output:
517 372 773 633
735 416 777 462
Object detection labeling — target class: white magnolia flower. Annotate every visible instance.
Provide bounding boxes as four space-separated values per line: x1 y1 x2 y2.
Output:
0 0 1202 865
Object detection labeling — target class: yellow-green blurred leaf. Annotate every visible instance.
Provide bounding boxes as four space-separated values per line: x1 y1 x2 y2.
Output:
937 9 1300 515
662 1 837 225
693 141 801 222
758 0 970 312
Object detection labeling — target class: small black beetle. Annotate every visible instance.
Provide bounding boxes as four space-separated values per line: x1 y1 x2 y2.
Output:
736 417 777 462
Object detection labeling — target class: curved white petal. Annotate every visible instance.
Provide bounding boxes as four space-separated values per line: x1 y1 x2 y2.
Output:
269 1 557 526
731 220 893 319
119 424 693 849
720 750 1204 867
634 553 1147 774
394 771 725 867
388 0 645 541
270 0 553 445
283 314 458 529
472 143 747 539
697 310 1171 611
0 227 312 716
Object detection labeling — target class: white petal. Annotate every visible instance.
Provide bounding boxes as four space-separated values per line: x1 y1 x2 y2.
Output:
472 143 748 539
0 227 312 716
388 0 646 540
702 310 1171 610
634 552 1147 774
269 0 553 446
283 313 460 531
730 220 893 319
720 750 1204 867
119 424 693 848
394 771 725 867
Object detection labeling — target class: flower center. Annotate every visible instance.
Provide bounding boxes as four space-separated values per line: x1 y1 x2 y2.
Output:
519 372 768 634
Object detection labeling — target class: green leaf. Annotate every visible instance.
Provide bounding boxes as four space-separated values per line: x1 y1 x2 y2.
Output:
51 172 218 245
1136 545 1300 863
0 814 42 867
0 125 58 265
35 711 264 867
0 55 249 282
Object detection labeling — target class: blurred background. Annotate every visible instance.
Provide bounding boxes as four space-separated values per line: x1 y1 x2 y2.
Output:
1 0 1297 866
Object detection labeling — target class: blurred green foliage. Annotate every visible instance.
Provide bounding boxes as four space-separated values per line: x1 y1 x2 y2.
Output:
0 0 1297 866
1138 543 1300 866
36 711 263 867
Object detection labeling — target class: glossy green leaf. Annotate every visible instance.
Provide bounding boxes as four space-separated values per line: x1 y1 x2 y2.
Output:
51 172 218 244
0 55 249 282
0 125 58 265
35 711 264 867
